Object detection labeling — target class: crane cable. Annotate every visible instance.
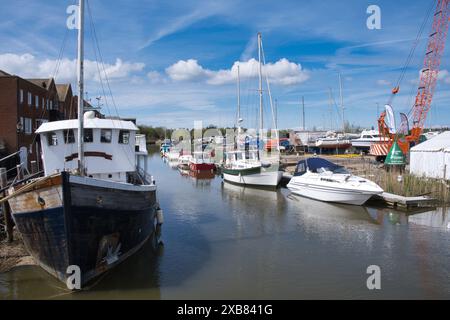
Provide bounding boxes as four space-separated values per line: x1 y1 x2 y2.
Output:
388 0 437 106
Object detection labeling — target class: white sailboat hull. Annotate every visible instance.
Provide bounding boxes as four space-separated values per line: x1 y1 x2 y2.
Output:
223 170 283 187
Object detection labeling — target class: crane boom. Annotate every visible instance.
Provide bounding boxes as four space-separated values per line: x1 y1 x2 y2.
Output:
371 0 449 158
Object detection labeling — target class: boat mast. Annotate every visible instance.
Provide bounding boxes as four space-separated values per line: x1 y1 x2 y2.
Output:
257 32 263 158
237 63 241 134
77 0 85 175
302 96 305 131
339 72 344 133
275 99 278 130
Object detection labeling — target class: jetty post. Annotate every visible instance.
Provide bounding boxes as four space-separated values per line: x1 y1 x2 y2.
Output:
0 167 13 242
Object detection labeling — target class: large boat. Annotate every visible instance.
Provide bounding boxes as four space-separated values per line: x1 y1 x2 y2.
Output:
221 33 282 188
351 129 388 152
189 151 216 173
222 150 282 187
315 131 351 150
287 157 383 205
1 0 160 288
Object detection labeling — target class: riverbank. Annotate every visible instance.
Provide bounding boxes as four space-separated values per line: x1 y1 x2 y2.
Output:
0 230 34 273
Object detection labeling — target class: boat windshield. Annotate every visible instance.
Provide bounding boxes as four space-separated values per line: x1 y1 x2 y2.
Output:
316 166 348 174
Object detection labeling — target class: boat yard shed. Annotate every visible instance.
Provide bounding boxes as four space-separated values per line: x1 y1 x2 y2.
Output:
409 131 450 180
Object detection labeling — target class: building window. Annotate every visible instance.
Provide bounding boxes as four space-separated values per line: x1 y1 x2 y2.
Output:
27 92 32 105
42 97 45 109
24 118 32 134
20 90 24 103
118 130 130 144
18 117 24 132
84 129 93 143
35 95 39 108
47 132 58 146
100 129 112 143
50 100 53 110
46 99 49 110
63 129 75 144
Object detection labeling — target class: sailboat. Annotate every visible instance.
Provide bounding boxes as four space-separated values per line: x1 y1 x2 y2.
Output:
315 74 351 152
222 33 283 187
0 0 160 288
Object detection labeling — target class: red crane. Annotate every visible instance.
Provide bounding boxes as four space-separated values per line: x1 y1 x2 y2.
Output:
371 0 449 157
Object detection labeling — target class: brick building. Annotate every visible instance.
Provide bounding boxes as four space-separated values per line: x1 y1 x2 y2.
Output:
0 70 74 171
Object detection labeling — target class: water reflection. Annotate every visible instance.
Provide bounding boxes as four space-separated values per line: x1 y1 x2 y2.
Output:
1 147 449 299
0 239 162 300
408 207 450 229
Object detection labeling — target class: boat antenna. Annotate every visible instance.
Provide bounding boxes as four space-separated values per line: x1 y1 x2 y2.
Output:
77 0 85 175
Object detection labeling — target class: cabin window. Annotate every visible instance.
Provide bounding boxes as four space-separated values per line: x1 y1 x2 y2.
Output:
84 129 93 143
47 132 58 146
295 162 307 176
63 129 75 144
101 129 112 143
118 130 130 144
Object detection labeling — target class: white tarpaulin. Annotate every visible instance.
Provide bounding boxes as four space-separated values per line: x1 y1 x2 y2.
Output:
410 131 450 180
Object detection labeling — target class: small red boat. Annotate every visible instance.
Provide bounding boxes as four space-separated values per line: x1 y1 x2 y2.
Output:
189 151 216 172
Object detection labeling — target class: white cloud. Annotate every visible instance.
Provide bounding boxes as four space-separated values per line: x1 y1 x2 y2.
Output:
165 59 209 81
376 79 391 86
165 58 309 86
0 53 145 83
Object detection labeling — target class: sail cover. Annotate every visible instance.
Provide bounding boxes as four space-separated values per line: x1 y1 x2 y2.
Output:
385 104 396 134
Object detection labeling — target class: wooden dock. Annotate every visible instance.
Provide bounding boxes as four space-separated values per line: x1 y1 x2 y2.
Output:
372 192 437 210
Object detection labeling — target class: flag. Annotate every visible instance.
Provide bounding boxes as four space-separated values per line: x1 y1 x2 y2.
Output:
384 104 396 134
398 113 409 135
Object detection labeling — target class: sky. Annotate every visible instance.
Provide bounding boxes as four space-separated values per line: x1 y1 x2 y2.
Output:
0 0 449 130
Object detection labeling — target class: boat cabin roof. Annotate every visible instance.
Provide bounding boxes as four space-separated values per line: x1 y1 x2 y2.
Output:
36 117 138 134
294 157 345 175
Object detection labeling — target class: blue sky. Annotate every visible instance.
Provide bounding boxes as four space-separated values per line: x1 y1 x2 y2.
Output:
0 0 449 130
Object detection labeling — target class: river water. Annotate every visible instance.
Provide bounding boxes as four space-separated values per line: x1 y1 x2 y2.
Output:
1 149 449 299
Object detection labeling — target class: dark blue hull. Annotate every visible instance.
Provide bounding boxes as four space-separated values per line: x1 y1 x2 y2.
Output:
11 172 157 287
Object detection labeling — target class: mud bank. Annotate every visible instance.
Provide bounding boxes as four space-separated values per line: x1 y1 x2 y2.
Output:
0 230 34 273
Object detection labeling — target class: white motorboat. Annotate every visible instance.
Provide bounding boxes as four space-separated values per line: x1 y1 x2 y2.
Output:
166 150 180 161
315 131 351 150
177 154 193 171
351 129 388 151
287 157 383 205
